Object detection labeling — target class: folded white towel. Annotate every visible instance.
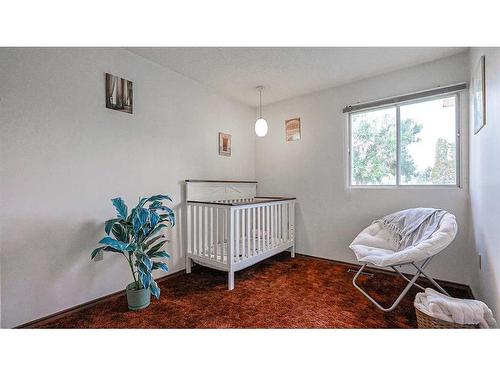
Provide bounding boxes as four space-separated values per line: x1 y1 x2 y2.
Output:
414 288 497 328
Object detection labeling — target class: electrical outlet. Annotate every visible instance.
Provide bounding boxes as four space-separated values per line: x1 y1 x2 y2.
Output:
94 250 104 262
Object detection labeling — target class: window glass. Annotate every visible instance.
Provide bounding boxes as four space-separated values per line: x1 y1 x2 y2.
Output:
351 107 397 185
349 94 458 186
400 96 457 185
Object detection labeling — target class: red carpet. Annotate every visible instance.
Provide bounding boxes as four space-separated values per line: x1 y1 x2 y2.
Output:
32 254 471 328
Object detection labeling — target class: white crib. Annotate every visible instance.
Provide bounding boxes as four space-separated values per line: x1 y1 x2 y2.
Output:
184 180 295 290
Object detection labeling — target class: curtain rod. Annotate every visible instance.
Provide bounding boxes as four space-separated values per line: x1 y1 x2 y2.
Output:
342 83 467 114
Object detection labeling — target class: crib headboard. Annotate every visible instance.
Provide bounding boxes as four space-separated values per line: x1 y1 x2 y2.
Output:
185 180 257 202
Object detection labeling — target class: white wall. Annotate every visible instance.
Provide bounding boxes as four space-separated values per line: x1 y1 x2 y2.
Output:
256 53 476 285
469 48 500 321
0 48 255 328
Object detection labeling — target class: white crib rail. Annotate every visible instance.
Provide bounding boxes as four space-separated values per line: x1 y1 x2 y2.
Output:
186 198 295 289
230 201 294 263
187 203 230 266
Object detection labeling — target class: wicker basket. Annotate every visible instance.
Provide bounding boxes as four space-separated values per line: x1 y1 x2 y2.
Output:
415 305 479 329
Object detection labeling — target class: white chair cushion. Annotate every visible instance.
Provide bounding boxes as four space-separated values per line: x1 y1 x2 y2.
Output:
349 212 457 267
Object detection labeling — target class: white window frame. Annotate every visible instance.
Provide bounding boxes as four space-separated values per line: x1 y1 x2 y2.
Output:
347 92 461 188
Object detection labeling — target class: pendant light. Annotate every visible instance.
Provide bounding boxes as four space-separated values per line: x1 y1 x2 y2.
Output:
254 85 268 137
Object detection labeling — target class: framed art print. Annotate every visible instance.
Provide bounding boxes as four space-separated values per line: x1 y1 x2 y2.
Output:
105 73 133 114
218 132 231 156
285 118 301 142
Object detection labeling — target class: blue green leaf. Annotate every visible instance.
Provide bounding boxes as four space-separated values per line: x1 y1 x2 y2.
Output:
127 207 137 221
152 262 169 272
138 197 148 207
133 208 149 236
111 223 129 242
149 201 162 209
144 234 165 248
139 208 149 222
102 246 125 254
111 197 128 219
152 250 170 258
104 219 120 235
124 243 137 252
150 278 160 299
133 215 141 236
156 206 174 215
91 246 105 259
150 211 160 228
136 261 150 275
139 271 150 289
146 240 167 256
136 252 152 270
98 237 129 251
147 194 172 203
138 195 172 208
144 223 167 239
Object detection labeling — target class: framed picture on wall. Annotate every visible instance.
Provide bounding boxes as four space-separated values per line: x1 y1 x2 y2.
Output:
105 73 133 114
285 118 301 142
471 55 486 134
218 132 232 156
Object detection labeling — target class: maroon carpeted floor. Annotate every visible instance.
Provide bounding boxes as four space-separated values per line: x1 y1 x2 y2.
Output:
32 254 471 328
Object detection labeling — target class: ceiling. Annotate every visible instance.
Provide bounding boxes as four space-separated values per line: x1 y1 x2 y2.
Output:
127 47 468 107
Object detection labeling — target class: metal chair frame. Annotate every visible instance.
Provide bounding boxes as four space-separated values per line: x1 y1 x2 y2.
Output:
352 256 450 312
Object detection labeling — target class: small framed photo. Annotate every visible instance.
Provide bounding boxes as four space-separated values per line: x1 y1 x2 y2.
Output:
105 73 133 114
285 118 301 142
218 132 232 157
471 55 486 134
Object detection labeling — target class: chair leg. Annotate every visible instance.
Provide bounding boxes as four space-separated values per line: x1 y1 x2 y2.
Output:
412 263 450 296
391 266 426 291
352 264 423 312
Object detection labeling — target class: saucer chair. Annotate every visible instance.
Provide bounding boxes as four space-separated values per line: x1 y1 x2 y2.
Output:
349 212 457 312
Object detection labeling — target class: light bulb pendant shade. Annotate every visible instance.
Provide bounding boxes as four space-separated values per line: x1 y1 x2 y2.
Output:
255 117 268 137
255 85 268 137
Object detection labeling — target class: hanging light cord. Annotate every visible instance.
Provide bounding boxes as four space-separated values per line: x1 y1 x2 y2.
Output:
259 88 263 118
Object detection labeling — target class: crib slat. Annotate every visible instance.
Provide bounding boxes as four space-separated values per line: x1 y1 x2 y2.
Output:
279 203 282 243
190 205 194 255
235 209 240 263
215 208 219 261
274 204 277 244
247 208 251 259
252 207 256 256
262 206 265 252
210 207 214 260
285 203 289 242
221 209 229 262
200 205 205 256
257 206 261 253
229 208 234 265
203 206 208 257
266 205 270 251
194 205 199 256
276 204 281 243
271 205 276 247
240 209 246 259
281 203 284 243
186 204 189 253
263 205 266 251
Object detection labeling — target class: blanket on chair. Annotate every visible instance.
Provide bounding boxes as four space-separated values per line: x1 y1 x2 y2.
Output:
375 208 447 251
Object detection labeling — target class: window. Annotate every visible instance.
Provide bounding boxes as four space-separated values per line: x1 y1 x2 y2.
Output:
349 94 459 186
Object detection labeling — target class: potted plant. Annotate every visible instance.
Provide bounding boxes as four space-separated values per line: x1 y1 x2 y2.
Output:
91 194 175 310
